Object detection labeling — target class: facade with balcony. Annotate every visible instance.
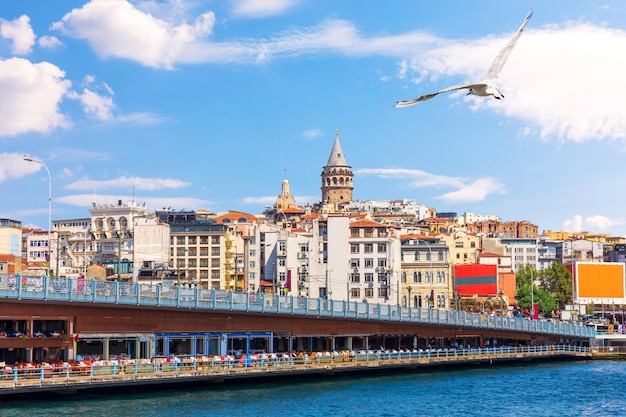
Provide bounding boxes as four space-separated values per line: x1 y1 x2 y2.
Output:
400 235 451 309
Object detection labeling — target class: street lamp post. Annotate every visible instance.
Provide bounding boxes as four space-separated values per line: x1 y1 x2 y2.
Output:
24 155 52 278
530 266 535 319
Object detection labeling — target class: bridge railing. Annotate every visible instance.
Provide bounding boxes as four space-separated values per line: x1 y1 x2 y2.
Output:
0 274 595 338
0 344 590 385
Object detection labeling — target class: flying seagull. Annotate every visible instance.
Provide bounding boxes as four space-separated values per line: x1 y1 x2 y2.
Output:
394 9 533 108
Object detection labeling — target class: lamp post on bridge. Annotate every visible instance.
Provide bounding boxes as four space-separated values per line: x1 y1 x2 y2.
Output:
24 155 52 278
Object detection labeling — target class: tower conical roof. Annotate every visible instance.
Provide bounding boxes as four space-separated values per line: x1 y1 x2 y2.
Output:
326 127 349 167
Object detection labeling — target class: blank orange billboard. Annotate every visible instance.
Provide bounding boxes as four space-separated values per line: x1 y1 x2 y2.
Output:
576 262 625 304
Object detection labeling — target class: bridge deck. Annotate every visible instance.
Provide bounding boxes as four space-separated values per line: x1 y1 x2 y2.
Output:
0 345 590 397
0 274 595 340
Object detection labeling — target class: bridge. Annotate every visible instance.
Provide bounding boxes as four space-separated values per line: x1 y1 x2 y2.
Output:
0 274 594 359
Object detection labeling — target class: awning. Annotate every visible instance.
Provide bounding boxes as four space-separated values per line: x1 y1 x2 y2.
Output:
78 333 154 340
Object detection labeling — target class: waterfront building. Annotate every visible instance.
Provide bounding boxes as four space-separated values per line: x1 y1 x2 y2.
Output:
157 210 231 289
556 239 604 265
537 238 560 271
0 218 23 260
260 223 311 296
436 230 480 266
216 211 261 292
419 216 459 234
51 218 90 278
346 217 401 304
90 200 150 279
23 227 58 275
0 254 22 275
133 214 170 280
482 237 538 273
347 199 430 224
465 220 538 238
400 234 450 309
477 251 516 308
605 244 626 263
455 212 501 226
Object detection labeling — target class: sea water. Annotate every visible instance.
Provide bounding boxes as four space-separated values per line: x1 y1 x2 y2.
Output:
1 360 623 417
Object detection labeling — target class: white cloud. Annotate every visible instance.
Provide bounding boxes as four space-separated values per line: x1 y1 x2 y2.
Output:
46 3 626 144
117 112 168 125
0 58 71 137
38 35 62 49
55 193 213 212
0 153 41 182
397 22 626 144
242 196 278 205
563 214 620 232
232 0 300 18
302 128 322 140
437 178 505 204
0 15 36 55
52 0 216 69
356 168 504 204
67 87 115 120
65 176 191 191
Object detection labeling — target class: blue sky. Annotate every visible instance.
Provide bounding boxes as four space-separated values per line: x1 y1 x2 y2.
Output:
2 0 626 236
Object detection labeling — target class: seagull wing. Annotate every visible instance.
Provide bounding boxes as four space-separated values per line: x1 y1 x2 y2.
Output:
394 83 485 108
485 8 533 81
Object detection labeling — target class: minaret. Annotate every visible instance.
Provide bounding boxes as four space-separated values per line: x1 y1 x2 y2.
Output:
321 127 353 208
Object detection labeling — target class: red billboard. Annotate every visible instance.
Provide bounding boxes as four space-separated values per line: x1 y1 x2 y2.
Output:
454 264 498 296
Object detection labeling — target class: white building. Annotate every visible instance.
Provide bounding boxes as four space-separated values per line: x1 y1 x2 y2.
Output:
133 215 170 280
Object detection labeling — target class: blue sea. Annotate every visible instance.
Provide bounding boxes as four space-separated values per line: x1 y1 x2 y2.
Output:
1 360 624 417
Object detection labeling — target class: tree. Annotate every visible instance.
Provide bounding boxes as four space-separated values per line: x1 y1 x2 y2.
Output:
515 264 535 289
538 263 573 309
516 284 557 316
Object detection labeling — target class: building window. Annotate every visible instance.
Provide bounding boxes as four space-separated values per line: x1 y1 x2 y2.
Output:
364 288 373 298
351 272 360 283
377 244 387 253
414 252 420 261
350 258 360 268
438 251 444 261
350 288 360 299
364 258 373 268
211 236 220 245
401 271 406 283
377 259 387 268
363 244 373 253
350 244 360 254
365 273 373 282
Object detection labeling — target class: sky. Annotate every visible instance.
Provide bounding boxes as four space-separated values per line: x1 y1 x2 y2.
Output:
2 0 626 237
